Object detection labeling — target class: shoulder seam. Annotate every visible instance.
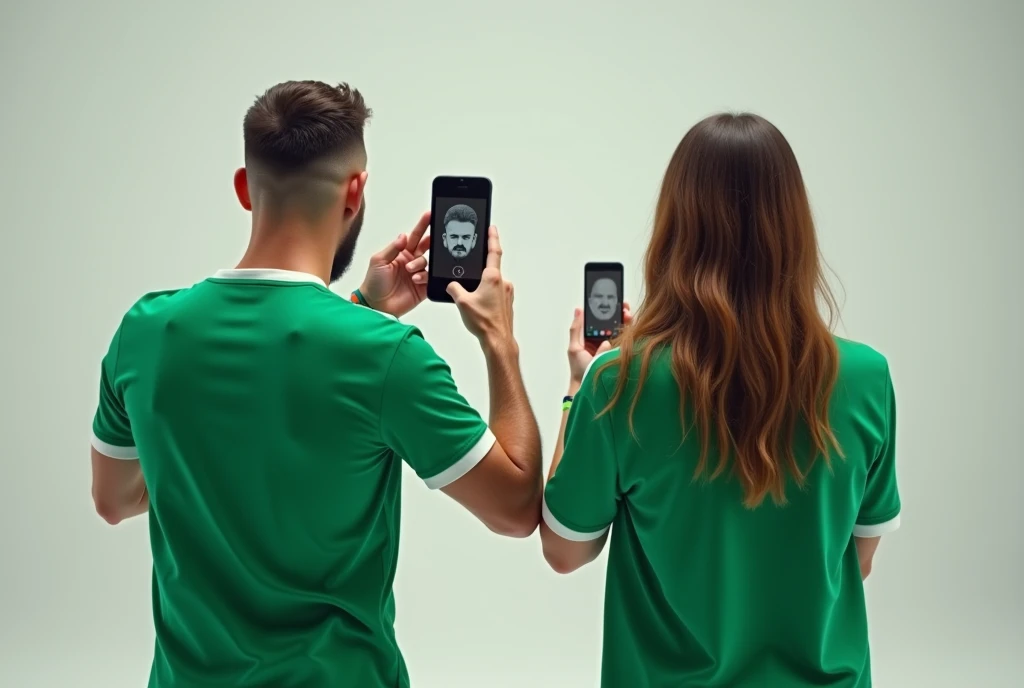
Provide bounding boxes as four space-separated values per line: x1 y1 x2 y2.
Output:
578 348 620 480
111 313 128 381
377 327 419 446
883 359 894 452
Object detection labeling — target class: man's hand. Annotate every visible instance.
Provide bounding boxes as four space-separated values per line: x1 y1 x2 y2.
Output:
447 226 515 349
567 303 633 391
359 211 431 318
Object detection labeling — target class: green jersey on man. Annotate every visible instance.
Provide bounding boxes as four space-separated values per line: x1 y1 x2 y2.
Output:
543 337 901 688
91 268 494 687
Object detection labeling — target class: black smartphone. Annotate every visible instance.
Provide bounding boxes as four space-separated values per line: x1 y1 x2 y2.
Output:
427 176 492 303
584 262 624 343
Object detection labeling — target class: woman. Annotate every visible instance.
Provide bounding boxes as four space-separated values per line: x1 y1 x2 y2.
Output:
540 114 900 687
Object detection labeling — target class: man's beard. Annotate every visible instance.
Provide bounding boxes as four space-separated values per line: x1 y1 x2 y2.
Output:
330 203 365 284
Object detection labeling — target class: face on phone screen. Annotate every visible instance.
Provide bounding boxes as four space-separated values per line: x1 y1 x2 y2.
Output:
585 267 623 340
432 197 488 281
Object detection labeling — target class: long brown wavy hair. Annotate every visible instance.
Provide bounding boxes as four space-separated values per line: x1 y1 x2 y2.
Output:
602 113 842 508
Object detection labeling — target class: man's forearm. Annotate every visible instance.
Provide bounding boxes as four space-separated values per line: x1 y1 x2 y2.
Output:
482 336 542 481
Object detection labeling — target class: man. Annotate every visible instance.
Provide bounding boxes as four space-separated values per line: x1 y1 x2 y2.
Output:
587 277 619 322
89 80 543 688
442 203 479 260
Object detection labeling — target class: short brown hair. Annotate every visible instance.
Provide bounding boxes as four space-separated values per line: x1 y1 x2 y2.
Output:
243 80 371 172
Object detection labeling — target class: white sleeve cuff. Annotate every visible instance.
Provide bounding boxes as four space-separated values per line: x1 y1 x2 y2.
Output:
422 429 496 490
542 497 609 542
854 514 901 537
91 433 139 460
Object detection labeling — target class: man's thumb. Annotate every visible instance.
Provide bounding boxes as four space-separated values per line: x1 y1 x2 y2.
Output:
596 340 613 354
446 282 468 303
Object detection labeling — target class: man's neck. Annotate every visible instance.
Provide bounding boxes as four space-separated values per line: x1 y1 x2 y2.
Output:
236 222 334 285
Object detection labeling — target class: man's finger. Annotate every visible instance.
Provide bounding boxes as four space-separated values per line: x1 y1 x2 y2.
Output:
405 255 428 273
507 283 515 332
623 301 634 325
373 233 408 265
406 211 430 254
485 225 502 271
414 231 431 257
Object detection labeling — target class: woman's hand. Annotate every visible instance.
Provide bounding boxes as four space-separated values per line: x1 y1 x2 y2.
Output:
566 303 632 392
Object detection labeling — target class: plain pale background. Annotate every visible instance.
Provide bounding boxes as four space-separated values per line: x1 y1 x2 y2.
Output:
2 1 1022 686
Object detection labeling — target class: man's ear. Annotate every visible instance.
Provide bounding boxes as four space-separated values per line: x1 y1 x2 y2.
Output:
234 168 252 211
343 170 368 218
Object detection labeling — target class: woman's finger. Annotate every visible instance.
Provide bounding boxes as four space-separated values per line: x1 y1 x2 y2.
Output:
568 308 584 349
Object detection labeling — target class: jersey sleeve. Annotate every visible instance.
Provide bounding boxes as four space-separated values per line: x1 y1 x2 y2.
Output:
542 358 621 541
91 326 138 460
854 366 901 536
380 330 494 489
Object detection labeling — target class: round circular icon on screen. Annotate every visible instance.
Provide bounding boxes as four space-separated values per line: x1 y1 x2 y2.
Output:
453 266 465 278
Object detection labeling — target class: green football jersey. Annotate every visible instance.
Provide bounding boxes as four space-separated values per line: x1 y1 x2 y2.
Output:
543 338 901 688
91 269 494 688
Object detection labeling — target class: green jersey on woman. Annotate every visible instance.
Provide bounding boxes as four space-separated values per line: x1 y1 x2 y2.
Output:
543 337 901 687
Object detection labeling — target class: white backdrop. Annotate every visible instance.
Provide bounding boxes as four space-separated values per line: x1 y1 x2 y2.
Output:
1 1 1022 686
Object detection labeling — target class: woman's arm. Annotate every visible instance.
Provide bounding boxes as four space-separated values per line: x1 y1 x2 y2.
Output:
539 304 631 574
540 378 610 574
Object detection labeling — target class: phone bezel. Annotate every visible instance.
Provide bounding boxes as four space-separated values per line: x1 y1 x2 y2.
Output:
427 176 493 303
584 261 625 343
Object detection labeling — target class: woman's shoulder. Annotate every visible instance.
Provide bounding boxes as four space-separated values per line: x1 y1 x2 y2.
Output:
834 336 890 375
833 336 892 404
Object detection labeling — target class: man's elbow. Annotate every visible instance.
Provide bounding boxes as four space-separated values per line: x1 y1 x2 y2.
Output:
860 559 873 580
93 497 125 525
488 501 541 538
489 475 542 538
490 519 538 539
92 487 127 526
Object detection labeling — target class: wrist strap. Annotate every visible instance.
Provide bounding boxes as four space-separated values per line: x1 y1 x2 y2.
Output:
350 289 368 307
562 395 573 412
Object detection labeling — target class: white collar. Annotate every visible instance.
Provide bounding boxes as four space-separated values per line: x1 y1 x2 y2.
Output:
213 268 326 287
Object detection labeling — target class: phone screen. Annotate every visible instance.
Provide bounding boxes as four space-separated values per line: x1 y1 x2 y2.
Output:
428 177 492 303
585 263 624 341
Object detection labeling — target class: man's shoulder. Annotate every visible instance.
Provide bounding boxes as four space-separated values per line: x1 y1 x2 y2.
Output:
287 295 425 364
119 285 193 327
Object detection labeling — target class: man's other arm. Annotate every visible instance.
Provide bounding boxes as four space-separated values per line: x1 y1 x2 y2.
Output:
381 225 542 537
91 447 148 525
91 323 149 525
440 334 543 538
